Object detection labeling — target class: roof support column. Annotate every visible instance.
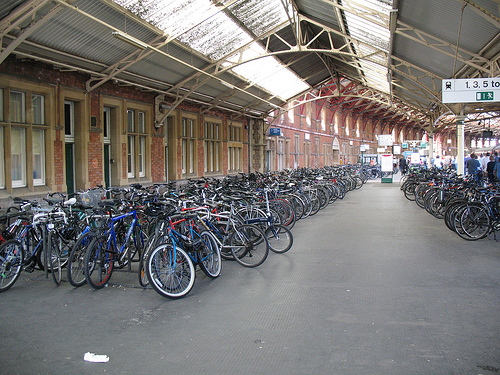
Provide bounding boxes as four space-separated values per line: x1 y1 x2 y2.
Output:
456 113 466 176
428 132 434 169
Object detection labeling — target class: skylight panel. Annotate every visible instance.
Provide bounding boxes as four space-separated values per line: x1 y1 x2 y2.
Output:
113 0 308 102
343 0 391 93
225 42 309 100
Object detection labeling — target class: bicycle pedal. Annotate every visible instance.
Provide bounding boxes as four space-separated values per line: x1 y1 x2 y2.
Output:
23 265 34 273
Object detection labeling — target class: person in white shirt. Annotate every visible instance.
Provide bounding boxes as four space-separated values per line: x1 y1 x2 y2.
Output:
433 155 443 169
480 153 490 177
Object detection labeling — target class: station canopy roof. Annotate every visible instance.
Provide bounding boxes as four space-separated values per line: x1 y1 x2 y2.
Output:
1 0 499 138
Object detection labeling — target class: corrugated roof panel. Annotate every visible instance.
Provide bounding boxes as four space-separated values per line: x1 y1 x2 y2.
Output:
178 12 252 61
113 0 309 100
294 0 340 30
342 0 391 93
228 0 291 37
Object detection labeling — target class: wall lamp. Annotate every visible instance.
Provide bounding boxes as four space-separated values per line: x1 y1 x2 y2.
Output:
112 31 148 50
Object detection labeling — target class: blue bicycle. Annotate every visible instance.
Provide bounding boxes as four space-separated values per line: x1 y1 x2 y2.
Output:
84 209 144 289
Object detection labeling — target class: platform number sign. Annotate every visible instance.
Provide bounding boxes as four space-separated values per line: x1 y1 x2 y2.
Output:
442 78 500 104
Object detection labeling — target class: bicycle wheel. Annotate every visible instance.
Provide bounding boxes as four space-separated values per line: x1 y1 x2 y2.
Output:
138 234 166 287
265 224 293 254
146 243 195 299
230 224 269 268
84 235 114 289
48 231 63 286
0 240 24 293
199 231 222 278
67 231 95 287
309 196 321 216
459 203 491 240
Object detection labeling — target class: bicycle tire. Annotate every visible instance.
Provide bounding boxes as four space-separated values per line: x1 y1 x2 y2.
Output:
48 231 63 286
230 224 269 268
138 233 168 287
138 235 155 287
199 230 222 278
146 243 195 299
309 196 321 216
84 235 114 289
0 240 24 293
265 224 293 254
458 203 491 240
67 231 95 287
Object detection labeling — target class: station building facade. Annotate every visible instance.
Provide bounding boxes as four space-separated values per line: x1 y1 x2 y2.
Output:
1 56 432 200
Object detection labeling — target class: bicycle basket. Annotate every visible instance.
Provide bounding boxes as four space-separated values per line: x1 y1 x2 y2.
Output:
78 189 105 207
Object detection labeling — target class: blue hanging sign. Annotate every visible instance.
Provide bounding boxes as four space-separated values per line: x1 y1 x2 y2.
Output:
269 128 282 136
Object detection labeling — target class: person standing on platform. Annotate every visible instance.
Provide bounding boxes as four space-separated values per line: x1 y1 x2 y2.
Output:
494 156 500 183
486 155 496 184
480 153 489 178
399 156 408 175
434 155 443 169
466 154 481 184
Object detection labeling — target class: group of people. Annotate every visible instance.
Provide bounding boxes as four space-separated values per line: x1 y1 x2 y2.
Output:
398 151 500 185
466 152 500 185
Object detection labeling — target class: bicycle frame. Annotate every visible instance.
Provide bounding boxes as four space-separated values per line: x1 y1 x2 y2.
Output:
102 210 143 269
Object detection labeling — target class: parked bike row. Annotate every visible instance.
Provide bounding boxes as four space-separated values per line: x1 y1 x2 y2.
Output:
400 167 500 241
0 165 369 298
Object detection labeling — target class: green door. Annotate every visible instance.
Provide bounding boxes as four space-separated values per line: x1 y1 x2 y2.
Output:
65 143 75 196
104 144 110 188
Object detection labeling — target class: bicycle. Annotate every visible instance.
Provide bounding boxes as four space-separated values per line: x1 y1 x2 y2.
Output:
146 212 221 299
84 209 144 289
236 189 293 254
0 198 74 291
198 203 269 268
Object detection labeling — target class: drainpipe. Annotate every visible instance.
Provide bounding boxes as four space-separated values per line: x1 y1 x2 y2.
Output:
248 118 252 174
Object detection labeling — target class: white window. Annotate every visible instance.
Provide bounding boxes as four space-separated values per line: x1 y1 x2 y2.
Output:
228 146 242 172
204 122 221 173
228 123 242 172
64 101 74 141
277 138 284 171
138 111 145 133
181 118 196 175
32 95 44 125
127 109 149 179
103 106 111 143
139 136 146 178
10 91 25 123
0 89 3 121
0 127 4 188
32 129 45 185
127 109 135 132
11 127 26 187
127 135 135 178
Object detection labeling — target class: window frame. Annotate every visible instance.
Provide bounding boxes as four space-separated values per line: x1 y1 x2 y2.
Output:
0 127 4 189
32 128 45 185
126 108 149 180
127 135 135 178
204 121 222 174
64 100 75 141
228 122 243 173
181 117 196 175
32 94 45 125
10 90 26 123
11 127 26 188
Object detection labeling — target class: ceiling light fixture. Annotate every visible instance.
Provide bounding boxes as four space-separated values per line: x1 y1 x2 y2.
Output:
112 31 148 50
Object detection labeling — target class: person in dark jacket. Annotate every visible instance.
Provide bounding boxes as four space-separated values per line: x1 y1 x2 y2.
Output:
486 155 496 184
399 156 408 175
466 154 481 183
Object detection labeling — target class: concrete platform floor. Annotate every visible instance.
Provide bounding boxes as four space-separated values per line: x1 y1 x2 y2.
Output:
1 179 499 375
